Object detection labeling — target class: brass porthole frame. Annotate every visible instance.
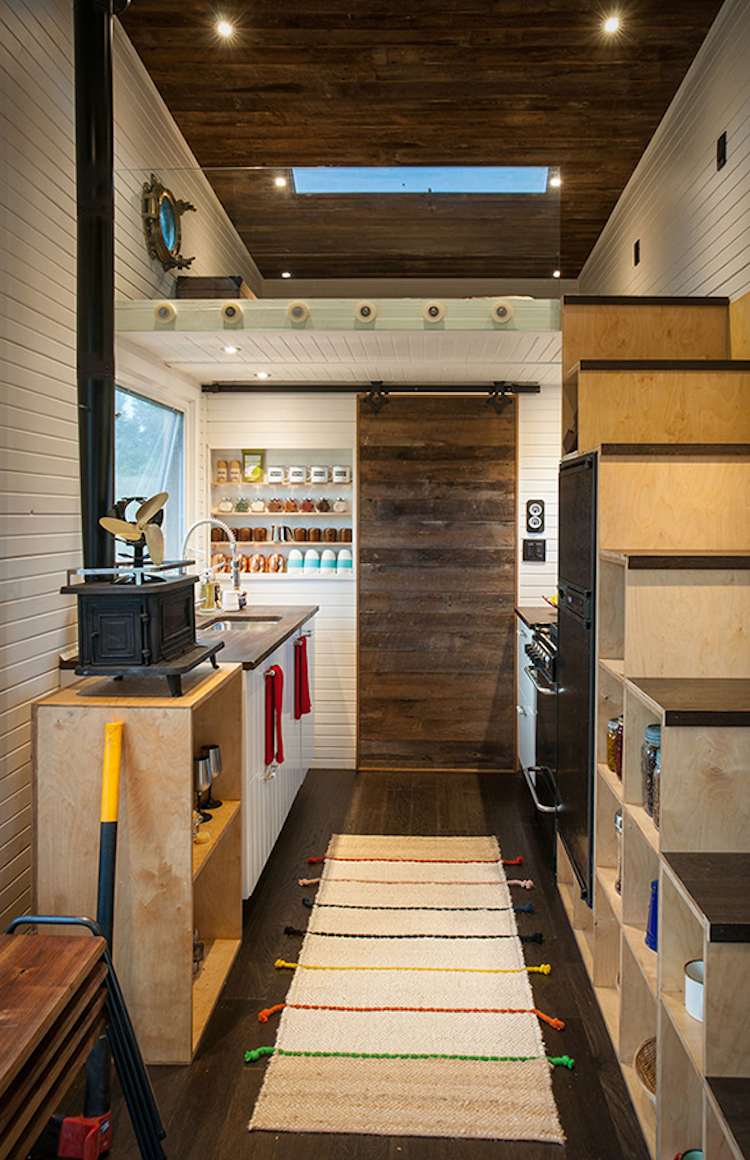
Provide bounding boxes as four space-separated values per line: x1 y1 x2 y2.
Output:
141 173 196 271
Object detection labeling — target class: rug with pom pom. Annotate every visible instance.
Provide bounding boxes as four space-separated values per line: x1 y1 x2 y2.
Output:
248 834 566 1143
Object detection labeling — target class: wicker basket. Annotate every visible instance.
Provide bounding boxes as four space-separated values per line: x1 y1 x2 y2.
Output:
633 1036 657 1103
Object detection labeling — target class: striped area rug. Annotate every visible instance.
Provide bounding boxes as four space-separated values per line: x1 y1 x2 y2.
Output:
249 834 565 1143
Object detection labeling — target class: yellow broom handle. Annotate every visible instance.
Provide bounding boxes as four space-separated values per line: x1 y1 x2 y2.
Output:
101 721 123 823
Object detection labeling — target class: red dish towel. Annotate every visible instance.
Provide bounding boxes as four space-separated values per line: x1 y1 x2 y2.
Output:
265 665 284 765
295 637 312 720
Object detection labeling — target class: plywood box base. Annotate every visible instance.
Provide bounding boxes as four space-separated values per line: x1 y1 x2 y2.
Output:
32 663 243 1065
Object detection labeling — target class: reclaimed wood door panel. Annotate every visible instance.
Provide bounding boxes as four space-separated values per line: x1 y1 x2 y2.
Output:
358 395 516 771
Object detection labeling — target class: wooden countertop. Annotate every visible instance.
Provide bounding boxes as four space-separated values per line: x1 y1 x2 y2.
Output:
664 853 750 942
196 604 318 670
624 679 750 727
515 605 558 628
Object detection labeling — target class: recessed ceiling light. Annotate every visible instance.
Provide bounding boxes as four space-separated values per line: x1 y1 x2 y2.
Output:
256 371 270 379
222 345 239 354
553 269 561 279
216 20 233 37
281 271 292 279
603 15 620 33
274 176 287 188
549 175 562 188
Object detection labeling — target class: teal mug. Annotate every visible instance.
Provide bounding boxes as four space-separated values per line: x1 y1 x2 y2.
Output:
674 1151 702 1159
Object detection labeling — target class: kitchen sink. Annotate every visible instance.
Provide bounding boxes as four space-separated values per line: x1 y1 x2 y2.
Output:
204 617 282 632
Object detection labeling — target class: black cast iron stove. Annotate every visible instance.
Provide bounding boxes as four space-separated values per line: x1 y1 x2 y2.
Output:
61 568 223 696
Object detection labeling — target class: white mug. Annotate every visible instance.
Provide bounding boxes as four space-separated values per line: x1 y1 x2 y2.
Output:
331 465 351 484
288 465 306 484
309 465 330 484
266 465 285 483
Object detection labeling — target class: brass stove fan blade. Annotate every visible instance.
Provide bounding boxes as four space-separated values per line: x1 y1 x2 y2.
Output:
135 491 169 528
144 522 164 566
100 516 143 542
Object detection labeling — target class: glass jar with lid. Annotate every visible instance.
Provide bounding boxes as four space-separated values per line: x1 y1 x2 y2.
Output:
641 723 661 820
614 809 623 894
606 718 619 772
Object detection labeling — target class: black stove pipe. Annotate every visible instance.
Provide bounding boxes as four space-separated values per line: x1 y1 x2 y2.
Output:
74 0 118 573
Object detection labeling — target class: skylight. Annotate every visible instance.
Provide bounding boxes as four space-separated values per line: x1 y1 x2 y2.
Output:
291 166 551 195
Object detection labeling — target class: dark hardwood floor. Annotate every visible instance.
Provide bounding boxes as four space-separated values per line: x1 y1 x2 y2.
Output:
102 770 649 1159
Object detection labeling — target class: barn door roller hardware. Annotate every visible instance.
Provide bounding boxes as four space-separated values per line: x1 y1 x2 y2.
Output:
202 381 540 418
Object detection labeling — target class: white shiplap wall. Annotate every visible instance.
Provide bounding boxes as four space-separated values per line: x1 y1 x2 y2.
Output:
207 393 357 768
580 0 750 299
0 1 263 929
0 0 79 932
516 384 561 605
113 23 262 302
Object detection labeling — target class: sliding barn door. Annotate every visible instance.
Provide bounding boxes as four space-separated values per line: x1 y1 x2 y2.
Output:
358 395 517 771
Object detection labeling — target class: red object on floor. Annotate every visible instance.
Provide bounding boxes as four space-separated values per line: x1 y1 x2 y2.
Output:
295 637 312 719
265 665 284 764
57 1114 111 1159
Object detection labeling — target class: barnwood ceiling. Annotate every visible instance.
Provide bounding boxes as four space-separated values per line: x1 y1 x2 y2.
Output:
120 0 724 280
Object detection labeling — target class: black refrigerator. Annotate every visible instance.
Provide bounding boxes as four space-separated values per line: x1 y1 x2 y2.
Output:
556 451 597 905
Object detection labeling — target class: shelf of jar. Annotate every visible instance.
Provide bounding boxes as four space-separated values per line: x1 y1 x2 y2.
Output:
661 989 704 1077
211 511 351 519
211 541 353 549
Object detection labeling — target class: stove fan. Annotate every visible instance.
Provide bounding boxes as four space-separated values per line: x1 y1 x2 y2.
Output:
99 491 168 570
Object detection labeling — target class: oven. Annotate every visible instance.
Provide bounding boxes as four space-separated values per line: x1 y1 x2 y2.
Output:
516 616 561 859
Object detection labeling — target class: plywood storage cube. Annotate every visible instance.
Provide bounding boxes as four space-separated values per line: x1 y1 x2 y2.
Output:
561 297 730 380
658 1004 704 1160
32 663 243 1065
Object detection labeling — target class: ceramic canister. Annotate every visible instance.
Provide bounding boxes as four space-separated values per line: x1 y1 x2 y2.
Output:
321 548 337 574
288 465 306 484
684 961 704 1022
304 548 320 572
337 548 353 574
287 548 304 573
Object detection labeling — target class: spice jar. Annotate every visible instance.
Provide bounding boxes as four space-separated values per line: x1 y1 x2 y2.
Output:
614 809 623 895
641 723 661 820
615 716 623 781
606 718 619 772
215 460 228 484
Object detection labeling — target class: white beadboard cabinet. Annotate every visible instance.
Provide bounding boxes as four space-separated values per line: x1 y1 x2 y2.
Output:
242 627 315 897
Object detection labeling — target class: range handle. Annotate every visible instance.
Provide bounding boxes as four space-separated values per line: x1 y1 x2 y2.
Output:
521 765 562 814
524 665 558 697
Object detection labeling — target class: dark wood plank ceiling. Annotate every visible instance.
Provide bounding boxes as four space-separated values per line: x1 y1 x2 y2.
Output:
120 0 725 280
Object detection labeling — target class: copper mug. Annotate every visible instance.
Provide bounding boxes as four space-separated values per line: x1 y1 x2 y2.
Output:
293 527 308 542
308 527 322 542
253 527 267 542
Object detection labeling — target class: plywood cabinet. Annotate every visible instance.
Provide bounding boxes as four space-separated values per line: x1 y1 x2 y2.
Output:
32 664 243 1065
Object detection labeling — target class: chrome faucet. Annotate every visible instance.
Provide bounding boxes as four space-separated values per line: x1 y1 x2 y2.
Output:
182 518 241 590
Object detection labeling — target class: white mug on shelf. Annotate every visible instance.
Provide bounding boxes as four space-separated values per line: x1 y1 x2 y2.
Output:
288 465 306 484
309 465 330 484
331 465 351 484
266 465 285 484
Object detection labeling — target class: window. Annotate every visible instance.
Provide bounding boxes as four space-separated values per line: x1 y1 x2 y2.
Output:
115 386 184 561
291 166 550 195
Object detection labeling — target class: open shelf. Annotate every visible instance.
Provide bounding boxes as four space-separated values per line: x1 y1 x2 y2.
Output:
600 657 624 679
627 803 659 854
661 989 704 1076
192 938 242 1055
621 1063 656 1158
597 761 623 802
596 866 622 922
192 799 241 880
622 923 658 997
595 984 621 1046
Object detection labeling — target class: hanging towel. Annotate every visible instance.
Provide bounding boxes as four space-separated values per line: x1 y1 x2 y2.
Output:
295 637 312 720
265 665 284 765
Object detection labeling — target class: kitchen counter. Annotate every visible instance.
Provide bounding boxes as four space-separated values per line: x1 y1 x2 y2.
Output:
515 604 558 629
195 604 318 670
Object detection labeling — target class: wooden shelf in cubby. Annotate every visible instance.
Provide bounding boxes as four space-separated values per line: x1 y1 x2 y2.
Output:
705 1078 750 1160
